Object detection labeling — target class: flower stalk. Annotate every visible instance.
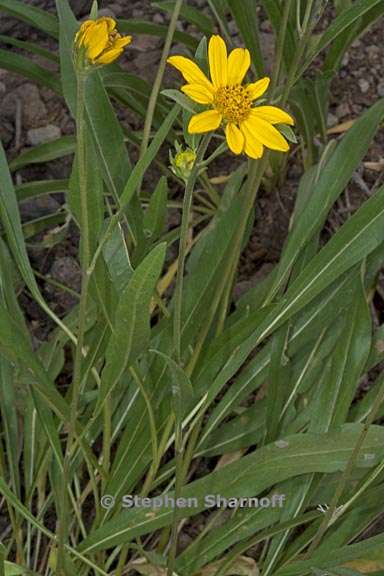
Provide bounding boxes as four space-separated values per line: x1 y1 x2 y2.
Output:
173 134 211 364
57 68 93 575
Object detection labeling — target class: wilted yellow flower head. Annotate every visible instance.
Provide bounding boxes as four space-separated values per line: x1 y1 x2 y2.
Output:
75 17 131 66
168 35 294 159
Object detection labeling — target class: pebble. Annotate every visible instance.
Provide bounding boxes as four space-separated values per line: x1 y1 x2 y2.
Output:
49 256 81 311
108 3 123 16
336 103 350 118
341 53 349 67
377 81 384 98
132 34 161 52
2 83 48 129
133 52 160 80
327 112 338 127
132 8 144 19
27 124 61 146
227 20 238 35
19 196 60 221
260 19 272 32
366 45 380 59
50 256 81 293
358 78 370 94
97 8 117 19
153 13 165 24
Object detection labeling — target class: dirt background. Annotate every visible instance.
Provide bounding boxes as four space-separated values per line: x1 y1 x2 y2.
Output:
0 0 384 336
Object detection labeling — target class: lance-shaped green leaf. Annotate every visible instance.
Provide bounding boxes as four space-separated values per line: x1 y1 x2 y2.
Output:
9 136 75 172
269 98 384 299
0 0 58 38
96 243 166 412
0 49 61 93
78 424 384 552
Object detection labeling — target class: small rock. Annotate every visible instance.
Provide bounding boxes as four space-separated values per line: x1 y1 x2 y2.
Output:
358 78 369 94
336 102 350 118
260 19 272 32
133 52 160 81
50 257 81 292
227 20 238 35
153 13 165 24
97 8 116 18
71 0 90 16
366 46 380 59
49 256 81 311
19 196 60 221
132 8 144 19
2 83 47 129
377 81 384 98
108 3 123 16
351 39 361 48
341 53 349 67
27 124 61 146
327 112 338 127
131 33 161 52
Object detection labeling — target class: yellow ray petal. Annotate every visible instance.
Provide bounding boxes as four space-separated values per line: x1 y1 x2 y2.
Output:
86 20 109 60
225 123 244 155
251 106 294 125
243 115 289 151
188 110 222 134
95 48 124 65
113 36 132 50
181 83 214 104
240 122 264 159
167 56 213 91
76 20 94 46
100 16 117 32
247 77 270 101
208 35 228 88
227 48 251 85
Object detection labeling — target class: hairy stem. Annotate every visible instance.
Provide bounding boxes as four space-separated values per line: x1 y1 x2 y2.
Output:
173 135 211 364
57 69 92 575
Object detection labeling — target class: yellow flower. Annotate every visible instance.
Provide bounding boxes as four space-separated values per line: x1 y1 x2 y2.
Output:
75 17 131 66
167 35 294 159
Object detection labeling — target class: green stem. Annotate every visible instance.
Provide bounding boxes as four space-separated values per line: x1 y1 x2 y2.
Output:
167 418 183 576
280 0 316 102
57 69 91 575
270 0 294 94
173 135 211 364
139 0 184 158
